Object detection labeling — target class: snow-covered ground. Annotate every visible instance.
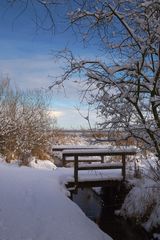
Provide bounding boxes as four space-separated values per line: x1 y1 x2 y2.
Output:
0 148 159 240
0 160 112 240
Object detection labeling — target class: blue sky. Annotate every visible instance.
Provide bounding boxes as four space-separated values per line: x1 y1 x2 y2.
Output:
0 1 98 129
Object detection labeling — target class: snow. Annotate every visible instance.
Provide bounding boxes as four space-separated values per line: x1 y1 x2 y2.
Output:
62 147 137 155
119 177 160 232
0 149 159 239
76 162 123 168
143 202 160 231
153 233 160 240
0 162 112 240
29 159 57 170
52 145 106 150
54 167 123 184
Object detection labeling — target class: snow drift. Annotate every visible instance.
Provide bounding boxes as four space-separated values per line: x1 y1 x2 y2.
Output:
0 163 111 240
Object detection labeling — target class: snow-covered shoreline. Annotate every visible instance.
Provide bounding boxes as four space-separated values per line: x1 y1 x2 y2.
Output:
0 161 112 240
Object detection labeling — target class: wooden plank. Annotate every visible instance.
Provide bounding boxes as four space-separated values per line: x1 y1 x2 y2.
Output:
63 149 136 157
64 154 103 165
78 164 122 171
64 159 101 164
65 156 102 160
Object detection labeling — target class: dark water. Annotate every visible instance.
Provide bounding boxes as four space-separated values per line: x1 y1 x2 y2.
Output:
72 188 149 240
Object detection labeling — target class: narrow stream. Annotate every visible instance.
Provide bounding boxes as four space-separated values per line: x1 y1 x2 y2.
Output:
72 188 150 240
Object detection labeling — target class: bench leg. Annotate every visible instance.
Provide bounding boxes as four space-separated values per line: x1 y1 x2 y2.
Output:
62 155 66 167
122 154 126 181
101 155 104 163
74 156 78 186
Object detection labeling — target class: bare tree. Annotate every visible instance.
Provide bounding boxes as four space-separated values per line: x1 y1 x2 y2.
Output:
50 0 160 161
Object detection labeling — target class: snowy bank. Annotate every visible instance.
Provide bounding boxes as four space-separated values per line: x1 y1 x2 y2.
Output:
29 159 57 170
0 163 112 240
119 178 160 232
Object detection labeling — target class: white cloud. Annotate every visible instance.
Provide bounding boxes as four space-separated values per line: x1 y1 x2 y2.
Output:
0 55 62 89
53 107 98 129
0 55 83 100
0 55 100 129
47 110 64 118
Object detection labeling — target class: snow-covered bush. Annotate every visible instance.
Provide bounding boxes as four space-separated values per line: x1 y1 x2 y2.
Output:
0 79 57 161
144 202 160 232
120 179 160 231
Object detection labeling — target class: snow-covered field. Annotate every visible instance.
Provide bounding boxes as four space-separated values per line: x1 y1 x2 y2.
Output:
0 159 112 240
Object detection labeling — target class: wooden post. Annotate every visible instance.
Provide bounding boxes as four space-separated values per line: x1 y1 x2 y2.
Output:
74 155 78 186
62 154 66 167
122 154 126 181
101 155 104 163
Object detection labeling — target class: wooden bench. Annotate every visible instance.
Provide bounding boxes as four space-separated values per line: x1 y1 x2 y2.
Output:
52 145 106 165
62 148 137 185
